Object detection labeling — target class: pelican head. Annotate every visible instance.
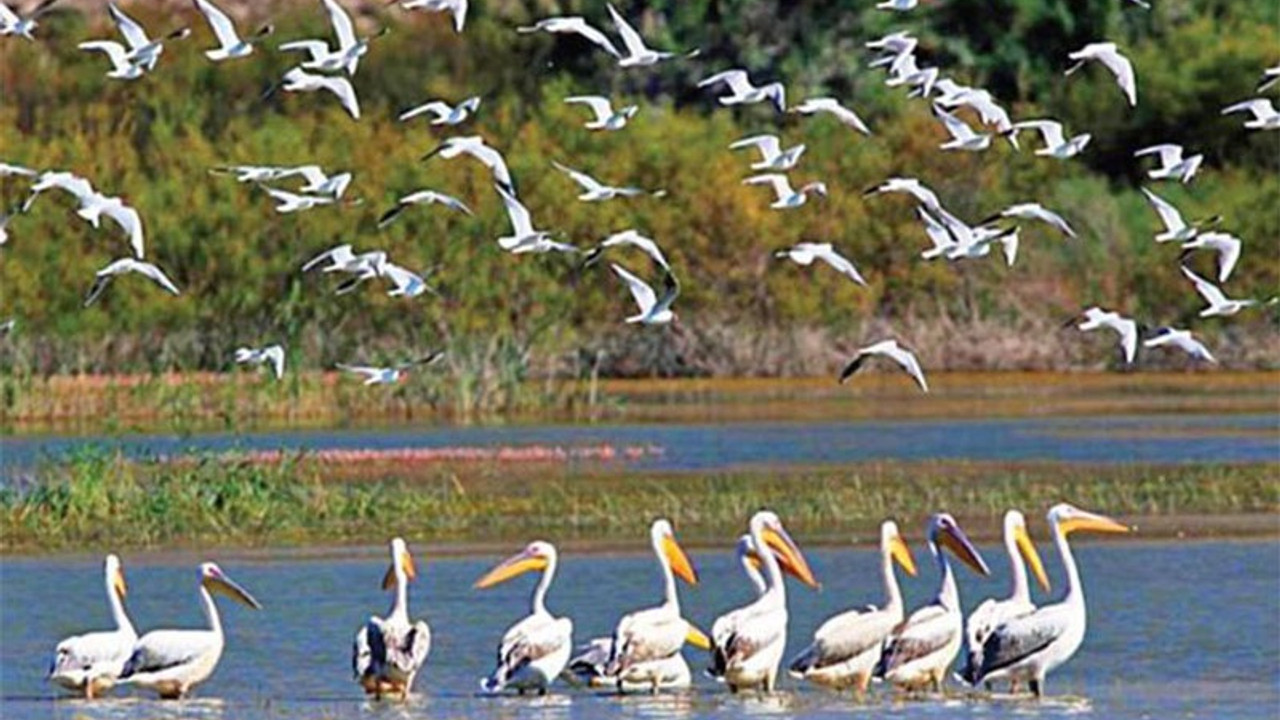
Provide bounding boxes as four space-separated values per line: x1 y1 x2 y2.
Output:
382 537 418 590
740 533 815 583
749 510 820 588
474 540 555 589
1050 503 1131 537
929 513 991 576
881 520 918 576
105 554 128 600
1006 510 1050 591
651 518 698 585
200 562 262 609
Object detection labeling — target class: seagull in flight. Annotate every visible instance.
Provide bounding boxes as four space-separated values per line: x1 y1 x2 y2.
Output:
1181 266 1274 317
932 104 991 151
279 67 361 120
744 174 827 209
261 185 353 213
1179 232 1241 283
1074 307 1138 364
612 264 679 325
0 162 36 177
863 177 942 213
399 96 481 125
552 161 653 202
78 40 148 80
1066 42 1137 107
96 1 190 72
729 135 806 171
876 0 918 11
775 243 867 286
606 2 696 67
1139 187 1218 242
84 258 180 307
937 88 1016 143
1221 98 1280 130
0 0 61 40
1009 120 1091 159
235 344 285 379
210 165 299 183
76 193 146 258
517 16 620 58
22 170 97 212
789 97 872 135
495 185 575 254
422 136 514 194
564 96 637 131
1134 144 1203 183
338 352 444 385
277 165 354 198
279 0 380 75
1257 65 1280 93
390 0 467 33
1143 328 1215 364
192 0 273 61
839 339 928 392
377 189 472 227
582 230 669 271
698 69 786 112
301 244 386 293
917 207 957 260
979 202 1076 238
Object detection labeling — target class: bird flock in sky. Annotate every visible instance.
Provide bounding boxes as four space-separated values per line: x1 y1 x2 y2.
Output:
1 0 1277 385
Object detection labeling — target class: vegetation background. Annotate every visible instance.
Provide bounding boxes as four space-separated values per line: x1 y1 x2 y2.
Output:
1 0 1277 391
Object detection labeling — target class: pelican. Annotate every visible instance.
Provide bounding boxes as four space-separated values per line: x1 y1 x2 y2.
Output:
979 202 1076 239
118 562 261 699
474 541 574 695
1009 120 1090 159
729 135 806 171
48 554 136 699
1179 231 1241 283
192 0 272 61
788 521 917 692
234 344 285 379
338 353 443 386
1074 307 1138 364
863 177 942 213
496 184 576 254
353 538 432 700
709 511 820 693
1134 144 1203 183
552 161 648 202
391 0 467 33
564 96 638 130
1065 42 1137 106
789 97 871 135
958 511 1051 690
582 229 670 271
279 67 361 120
84 258 180 307
1139 186 1217 242
421 137 514 194
1221 98 1280 130
932 104 991 151
876 514 991 692
839 339 928 393
1143 327 1216 363
377 189 472 227
0 0 60 40
612 263 679 325
602 519 710 692
399 96 481 125
743 174 827 209
698 69 786 112
774 243 867 286
1181 265 1274 317
519 18 620 58
969 504 1130 696
607 2 696 68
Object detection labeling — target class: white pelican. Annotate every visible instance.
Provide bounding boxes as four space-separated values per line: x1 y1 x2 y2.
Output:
338 353 442 386
969 503 1130 696
958 510 1051 690
48 554 137 699
118 562 261 699
839 339 928 393
863 177 941 213
1142 327 1216 364
1134 144 1203 183
932 104 991 152
708 533 814 668
422 137 514 194
583 230 670 271
0 0 60 40
979 202 1076 238
1139 186 1218 242
1179 231 1241 283
743 174 827 209
84 258 180 307
774 243 867 286
1074 306 1138 364
399 96 481 125
788 521 917 693
392 0 467 33
1258 65 1280 92
1221 98 1280 130
564 96 637 131
353 538 432 700
789 97 871 135
1009 120 1091 159
519 18 619 57
602 518 710 692
192 0 272 61
1065 42 1137 106
279 67 361 120
495 185 575 254
377 189 472 227
876 514 991 692
552 161 648 202
611 263 679 325
1181 265 1274 317
729 135 806 171
709 511 819 693
234 344 285 379
698 69 786 112
474 541 574 695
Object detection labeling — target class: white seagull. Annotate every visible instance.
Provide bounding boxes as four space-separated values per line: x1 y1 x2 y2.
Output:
494 184 565 253
0 162 36 177
1009 120 1091 159
1134 144 1203 183
612 264 679 325
84 258 180 307
774 243 867 286
939 88 1017 143
1179 231 1241 283
1221 98 1280 130
917 207 957 260
391 0 467 33
1181 265 1273 317
209 165 298 183
1143 328 1216 364
422 136 514 194
582 229 670 271
302 243 383 275
76 193 146 258
865 30 917 57
877 0 917 10
100 1 190 72
743 174 827 209
1075 307 1138 364
1 0 61 40
338 353 443 385
863 176 942 213
192 0 272 61
932 104 991 151
234 344 285 379
729 135 806 171
378 189 472 227
1258 65 1280 93
606 2 695 67
1139 187 1216 242
1066 42 1137 106
278 165 354 198
839 339 928 392
280 67 361 120
47 554 137 699
262 185 342 213
279 0 377 75
979 202 1076 238
564 96 638 131
789 97 872 135
399 96 481 125
552 161 648 202
517 17 620 58
22 170 96 212
78 40 147 80
698 69 786 112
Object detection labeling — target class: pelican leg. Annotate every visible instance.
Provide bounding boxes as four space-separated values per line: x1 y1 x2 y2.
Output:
855 672 871 696
1030 678 1042 698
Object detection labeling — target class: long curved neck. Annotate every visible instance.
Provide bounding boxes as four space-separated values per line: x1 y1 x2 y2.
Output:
654 537 679 612
881 544 904 617
1054 520 1083 608
742 556 767 596
531 554 555 616
105 575 134 636
1006 528 1030 603
199 584 223 638
931 537 959 611
389 564 410 623
753 524 786 607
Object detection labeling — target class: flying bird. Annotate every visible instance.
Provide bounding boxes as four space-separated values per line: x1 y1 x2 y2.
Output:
399 96 481 125
743 174 827 209
611 264 679 325
0 162 36 177
1074 307 1138 364
606 2 696 67
1179 231 1241 283
729 135 806 171
76 193 146 258
1066 42 1137 107
698 69 786 112
1134 144 1203 183
516 17 620 58
1257 65 1280 93
261 185 348 213
789 97 872 135
192 0 272 61
979 203 1076 238
1143 328 1215 364
1221 98 1280 130
278 0 379 75
0 0 61 40
876 0 917 10
1139 187 1217 242
495 185 574 254
279 67 361 120
422 137 514 194
839 339 928 392
1008 120 1091 159
78 40 148 80
582 230 670 271
22 170 97 212
84 258 180 307
551 161 650 202
564 96 637 131
863 177 941 213
278 165 354 198
389 0 467 32
774 243 867 286
1180 266 1273 317
209 165 298 183
932 104 991 151
377 190 472 227
338 353 443 385
234 344 285 379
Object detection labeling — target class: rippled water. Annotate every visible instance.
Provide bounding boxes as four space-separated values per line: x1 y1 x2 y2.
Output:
3 540 1277 719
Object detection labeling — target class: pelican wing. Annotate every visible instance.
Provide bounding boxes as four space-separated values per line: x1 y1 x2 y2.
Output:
121 630 215 679
878 604 953 675
612 606 687 670
977 603 1071 678
720 603 785 668
490 614 573 687
51 629 135 684
792 606 896 673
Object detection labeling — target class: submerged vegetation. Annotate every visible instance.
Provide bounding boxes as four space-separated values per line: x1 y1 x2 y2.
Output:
3 450 1275 553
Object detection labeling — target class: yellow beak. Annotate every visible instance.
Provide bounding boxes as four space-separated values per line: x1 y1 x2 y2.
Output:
939 524 991 576
205 573 262 610
762 526 820 589
663 534 698 585
1014 523 1051 592
889 533 918 576
114 567 128 600
382 548 418 590
1061 512 1132 537
474 550 549 589
684 623 712 650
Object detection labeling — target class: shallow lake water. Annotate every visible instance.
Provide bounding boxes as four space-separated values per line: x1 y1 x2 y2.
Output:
2 540 1276 719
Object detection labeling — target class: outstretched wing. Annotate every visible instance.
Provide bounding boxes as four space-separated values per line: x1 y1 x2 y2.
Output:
611 263 657 314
